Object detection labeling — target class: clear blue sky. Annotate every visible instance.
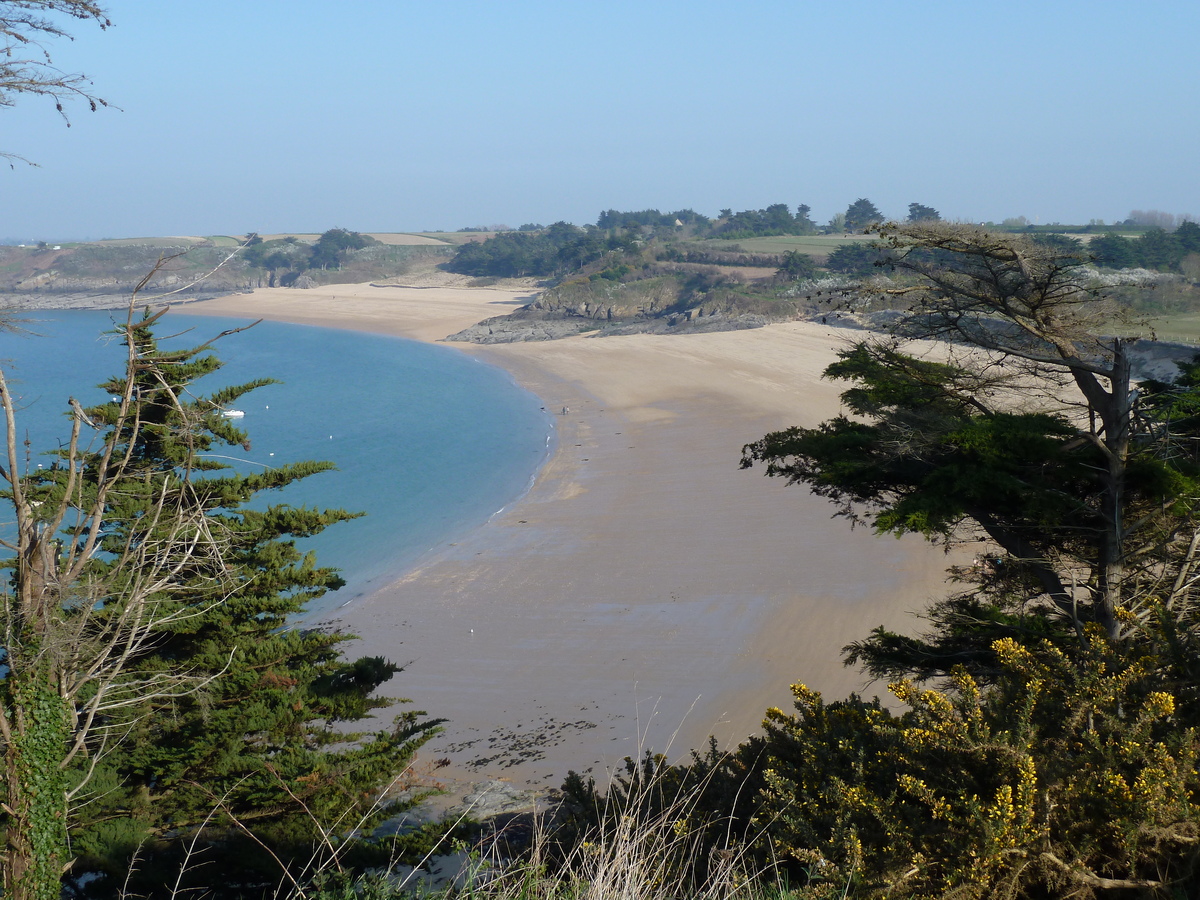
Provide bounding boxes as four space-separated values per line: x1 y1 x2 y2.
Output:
3 0 1198 241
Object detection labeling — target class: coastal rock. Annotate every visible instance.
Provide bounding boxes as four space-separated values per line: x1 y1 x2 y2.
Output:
445 306 790 343
1124 340 1200 381
0 289 243 312
441 270 817 343
445 310 599 343
452 779 543 818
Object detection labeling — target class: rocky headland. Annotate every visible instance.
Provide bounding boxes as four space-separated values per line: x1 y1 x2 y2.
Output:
446 273 811 343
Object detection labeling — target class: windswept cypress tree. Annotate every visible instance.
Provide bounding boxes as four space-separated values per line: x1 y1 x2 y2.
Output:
742 223 1200 678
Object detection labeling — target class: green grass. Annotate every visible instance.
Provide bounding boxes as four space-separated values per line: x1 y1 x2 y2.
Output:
413 232 485 245
294 760 817 900
1150 312 1200 343
91 236 213 247
699 234 874 256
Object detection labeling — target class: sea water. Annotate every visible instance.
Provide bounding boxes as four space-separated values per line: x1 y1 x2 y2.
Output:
0 309 553 618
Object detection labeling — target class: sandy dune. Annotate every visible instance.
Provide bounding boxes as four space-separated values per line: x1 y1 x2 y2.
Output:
177 285 957 786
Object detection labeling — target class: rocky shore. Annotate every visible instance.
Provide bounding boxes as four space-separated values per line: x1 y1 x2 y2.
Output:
444 306 786 343
0 288 239 312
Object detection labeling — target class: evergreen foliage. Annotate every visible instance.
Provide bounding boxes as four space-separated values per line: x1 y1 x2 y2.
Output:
596 208 710 231
906 202 941 222
713 203 817 239
444 222 637 278
745 224 1200 662
824 241 887 275
843 198 884 232
759 625 1200 897
308 227 371 269
243 234 308 284
775 250 817 281
0 308 440 898
1090 222 1200 273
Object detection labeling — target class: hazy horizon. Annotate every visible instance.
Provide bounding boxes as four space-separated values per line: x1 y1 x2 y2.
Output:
4 1 1198 242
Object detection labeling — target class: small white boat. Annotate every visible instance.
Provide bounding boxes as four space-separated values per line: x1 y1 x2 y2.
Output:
220 409 246 419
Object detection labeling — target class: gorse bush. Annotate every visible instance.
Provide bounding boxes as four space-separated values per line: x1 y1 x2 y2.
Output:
729 225 1200 897
547 610 1200 898
761 627 1200 897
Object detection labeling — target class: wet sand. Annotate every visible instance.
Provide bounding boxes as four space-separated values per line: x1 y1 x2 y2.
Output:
177 285 955 785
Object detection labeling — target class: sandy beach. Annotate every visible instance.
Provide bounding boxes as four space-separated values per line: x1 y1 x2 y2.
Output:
177 284 957 786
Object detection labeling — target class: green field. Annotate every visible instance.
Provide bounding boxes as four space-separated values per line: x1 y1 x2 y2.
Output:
699 233 874 257
412 231 486 245
88 235 232 247
204 235 244 248
1151 312 1200 344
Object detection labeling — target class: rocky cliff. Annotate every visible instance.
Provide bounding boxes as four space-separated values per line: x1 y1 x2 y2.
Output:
447 273 811 343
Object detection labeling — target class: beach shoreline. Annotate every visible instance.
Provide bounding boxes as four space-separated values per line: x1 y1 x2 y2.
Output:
175 283 957 787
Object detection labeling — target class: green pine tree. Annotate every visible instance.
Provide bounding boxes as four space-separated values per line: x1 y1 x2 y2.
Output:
1 308 440 898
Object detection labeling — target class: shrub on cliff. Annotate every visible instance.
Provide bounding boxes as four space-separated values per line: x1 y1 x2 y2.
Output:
759 631 1200 896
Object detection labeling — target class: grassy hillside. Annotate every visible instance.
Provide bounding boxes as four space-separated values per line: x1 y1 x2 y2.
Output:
0 233 452 301
698 233 873 261
1150 311 1200 343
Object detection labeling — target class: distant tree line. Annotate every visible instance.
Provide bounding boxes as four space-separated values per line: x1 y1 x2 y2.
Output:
713 203 818 238
444 222 638 278
443 200 1200 284
596 208 710 231
440 200 936 279
825 241 889 275
242 228 374 285
1090 222 1200 274
1125 209 1195 231
440 199 946 279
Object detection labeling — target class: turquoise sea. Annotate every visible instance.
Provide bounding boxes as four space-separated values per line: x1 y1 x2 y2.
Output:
0 309 554 618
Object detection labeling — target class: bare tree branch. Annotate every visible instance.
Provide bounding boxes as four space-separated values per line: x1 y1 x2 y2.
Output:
1 2 112 163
